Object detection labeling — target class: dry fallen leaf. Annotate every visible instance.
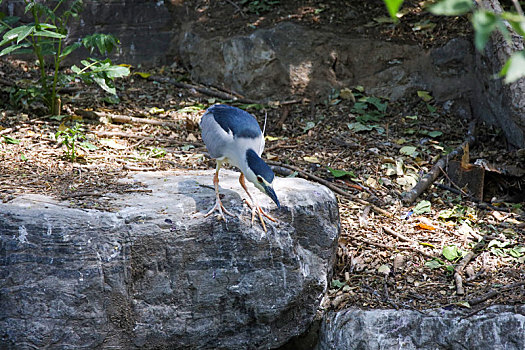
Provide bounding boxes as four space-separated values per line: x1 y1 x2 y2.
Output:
415 222 436 231
303 156 320 163
186 133 197 142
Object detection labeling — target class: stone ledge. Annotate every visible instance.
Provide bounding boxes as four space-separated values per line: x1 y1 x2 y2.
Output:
0 170 340 349
318 305 525 350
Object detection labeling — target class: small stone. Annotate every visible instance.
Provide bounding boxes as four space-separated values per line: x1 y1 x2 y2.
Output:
377 264 391 275
393 254 406 272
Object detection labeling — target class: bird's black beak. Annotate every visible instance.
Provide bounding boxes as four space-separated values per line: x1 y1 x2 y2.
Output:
264 185 280 209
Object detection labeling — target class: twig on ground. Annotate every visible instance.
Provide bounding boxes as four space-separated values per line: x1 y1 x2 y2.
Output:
0 128 14 136
438 165 470 197
267 160 393 218
383 226 435 258
467 281 525 306
148 76 261 104
93 130 197 147
273 105 290 131
402 120 476 204
264 141 299 152
454 238 490 296
123 164 157 171
225 0 247 17
60 191 103 200
148 76 304 106
77 110 176 127
461 304 491 319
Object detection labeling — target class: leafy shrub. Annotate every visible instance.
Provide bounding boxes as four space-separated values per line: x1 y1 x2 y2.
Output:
0 0 130 115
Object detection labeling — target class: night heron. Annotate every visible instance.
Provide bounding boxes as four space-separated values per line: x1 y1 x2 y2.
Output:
200 104 280 231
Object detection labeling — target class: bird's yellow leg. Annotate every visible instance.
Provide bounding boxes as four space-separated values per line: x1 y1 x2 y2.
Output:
205 166 234 220
238 173 277 232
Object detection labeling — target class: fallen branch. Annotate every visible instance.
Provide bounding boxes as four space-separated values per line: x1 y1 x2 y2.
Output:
402 120 476 204
93 130 198 146
453 239 489 296
147 76 261 104
273 104 290 131
77 110 175 127
267 160 393 218
264 141 299 152
467 281 525 306
123 164 157 171
148 76 305 106
0 128 14 136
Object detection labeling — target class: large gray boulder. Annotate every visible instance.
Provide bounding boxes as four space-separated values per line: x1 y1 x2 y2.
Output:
0 170 340 349
176 22 476 104
318 306 525 350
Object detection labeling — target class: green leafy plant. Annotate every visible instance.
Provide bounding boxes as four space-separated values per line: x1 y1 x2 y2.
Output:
2 135 20 144
425 245 465 273
0 0 130 114
488 239 525 260
383 0 525 83
327 167 356 178
347 89 388 134
413 200 431 215
55 122 85 161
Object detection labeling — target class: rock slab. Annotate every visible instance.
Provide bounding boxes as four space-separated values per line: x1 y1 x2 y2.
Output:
0 170 340 349
318 306 525 350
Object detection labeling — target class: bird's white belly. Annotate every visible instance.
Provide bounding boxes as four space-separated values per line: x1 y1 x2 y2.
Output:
220 135 264 170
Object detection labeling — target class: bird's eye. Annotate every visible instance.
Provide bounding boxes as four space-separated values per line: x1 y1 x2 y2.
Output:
257 176 263 183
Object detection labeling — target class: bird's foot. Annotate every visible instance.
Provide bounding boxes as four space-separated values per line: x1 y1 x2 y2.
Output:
205 198 235 222
244 200 278 232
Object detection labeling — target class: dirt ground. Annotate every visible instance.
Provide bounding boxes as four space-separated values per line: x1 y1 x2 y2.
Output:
1 0 524 314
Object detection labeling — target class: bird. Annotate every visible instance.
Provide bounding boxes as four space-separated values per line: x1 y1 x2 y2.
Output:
200 104 280 231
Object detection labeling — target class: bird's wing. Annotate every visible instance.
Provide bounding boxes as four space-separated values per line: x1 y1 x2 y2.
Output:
200 111 234 159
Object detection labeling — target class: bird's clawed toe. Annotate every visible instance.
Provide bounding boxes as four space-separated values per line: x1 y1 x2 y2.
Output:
244 199 278 232
205 198 235 222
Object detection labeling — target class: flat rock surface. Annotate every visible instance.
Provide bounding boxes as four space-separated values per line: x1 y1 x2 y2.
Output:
0 170 340 349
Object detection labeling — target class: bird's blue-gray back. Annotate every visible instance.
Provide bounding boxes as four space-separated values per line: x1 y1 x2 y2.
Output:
207 105 261 139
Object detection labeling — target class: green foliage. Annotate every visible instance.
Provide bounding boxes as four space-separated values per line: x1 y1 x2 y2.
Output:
8 86 46 109
424 257 454 273
428 0 474 16
472 10 499 51
331 279 346 289
82 33 120 55
383 0 404 20
2 135 20 144
0 0 130 115
347 89 388 134
500 51 525 83
442 245 463 261
383 0 525 83
327 167 356 178
72 58 129 95
55 123 85 161
413 200 431 215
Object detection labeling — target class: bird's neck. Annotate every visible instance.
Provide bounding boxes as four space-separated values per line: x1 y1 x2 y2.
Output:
240 148 260 184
